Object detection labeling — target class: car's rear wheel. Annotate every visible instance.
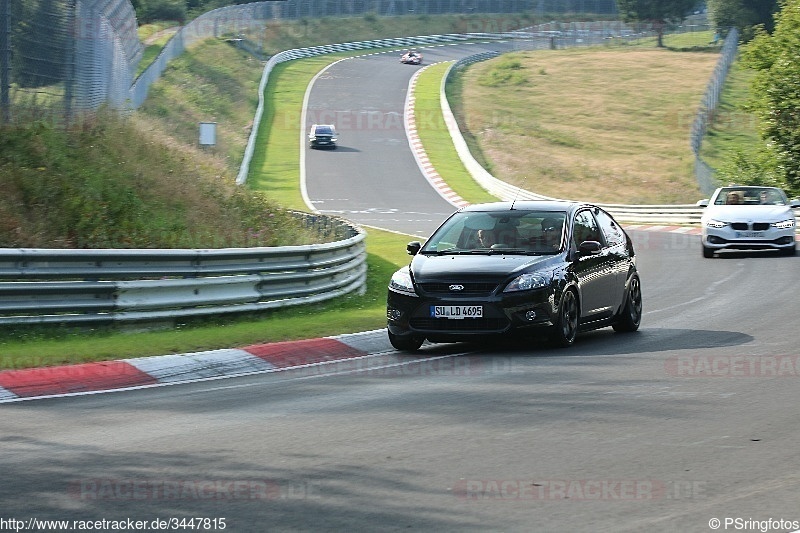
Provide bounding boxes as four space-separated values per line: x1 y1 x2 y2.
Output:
702 245 715 258
388 331 425 352
613 275 642 333
551 289 578 347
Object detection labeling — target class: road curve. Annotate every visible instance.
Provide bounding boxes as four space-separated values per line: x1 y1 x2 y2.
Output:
303 42 521 237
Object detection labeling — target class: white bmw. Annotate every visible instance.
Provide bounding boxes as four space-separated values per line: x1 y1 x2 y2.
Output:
697 186 799 258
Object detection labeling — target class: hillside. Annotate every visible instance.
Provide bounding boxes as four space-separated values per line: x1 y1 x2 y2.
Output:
457 46 722 205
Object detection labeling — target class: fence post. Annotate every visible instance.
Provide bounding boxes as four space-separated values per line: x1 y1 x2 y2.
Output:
0 0 9 123
64 0 77 126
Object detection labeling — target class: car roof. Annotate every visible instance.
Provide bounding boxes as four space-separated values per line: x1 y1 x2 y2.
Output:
714 185 784 193
458 200 590 214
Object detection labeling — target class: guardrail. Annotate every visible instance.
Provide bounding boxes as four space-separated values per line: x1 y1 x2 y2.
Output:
0 213 366 326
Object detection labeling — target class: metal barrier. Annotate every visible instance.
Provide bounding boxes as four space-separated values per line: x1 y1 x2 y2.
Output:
0 214 366 326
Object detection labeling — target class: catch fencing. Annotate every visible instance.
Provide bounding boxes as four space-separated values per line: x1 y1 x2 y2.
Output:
0 0 141 123
689 27 739 195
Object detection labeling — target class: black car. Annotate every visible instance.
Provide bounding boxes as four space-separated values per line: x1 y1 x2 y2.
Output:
308 124 337 149
386 201 642 351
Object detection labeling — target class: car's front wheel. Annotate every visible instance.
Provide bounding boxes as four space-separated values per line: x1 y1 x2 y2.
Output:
613 275 642 333
780 245 796 256
702 245 715 258
388 331 425 352
551 289 579 347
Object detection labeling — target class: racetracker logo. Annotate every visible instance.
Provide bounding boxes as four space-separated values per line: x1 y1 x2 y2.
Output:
665 355 800 377
454 479 665 501
69 479 318 501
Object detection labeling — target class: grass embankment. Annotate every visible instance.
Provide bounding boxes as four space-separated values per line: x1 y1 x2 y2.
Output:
457 46 721 204
0 113 316 249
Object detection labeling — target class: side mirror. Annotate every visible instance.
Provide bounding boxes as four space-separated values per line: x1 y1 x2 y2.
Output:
696 199 709 207
578 240 602 255
406 241 422 256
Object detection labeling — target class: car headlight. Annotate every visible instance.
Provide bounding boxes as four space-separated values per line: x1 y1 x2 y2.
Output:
389 266 417 296
705 219 727 229
772 219 796 229
504 273 550 292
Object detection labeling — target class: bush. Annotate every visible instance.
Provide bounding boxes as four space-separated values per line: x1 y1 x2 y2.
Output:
142 0 186 24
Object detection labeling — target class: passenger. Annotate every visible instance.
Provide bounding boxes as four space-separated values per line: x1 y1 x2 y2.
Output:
759 190 773 204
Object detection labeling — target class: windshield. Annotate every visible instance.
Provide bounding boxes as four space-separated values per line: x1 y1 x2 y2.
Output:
713 187 789 206
421 210 566 255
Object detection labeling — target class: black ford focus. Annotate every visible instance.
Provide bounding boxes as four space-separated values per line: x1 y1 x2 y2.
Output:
386 201 642 351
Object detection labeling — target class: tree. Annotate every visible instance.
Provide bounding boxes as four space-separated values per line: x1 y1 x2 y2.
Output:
707 0 779 41
12 0 68 88
616 0 698 47
741 0 800 193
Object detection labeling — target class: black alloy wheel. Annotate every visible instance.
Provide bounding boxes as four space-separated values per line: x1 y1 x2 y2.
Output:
552 289 579 347
613 275 642 333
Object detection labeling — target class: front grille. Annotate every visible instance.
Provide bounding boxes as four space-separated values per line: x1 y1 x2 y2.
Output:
418 282 499 297
410 317 509 332
730 222 771 231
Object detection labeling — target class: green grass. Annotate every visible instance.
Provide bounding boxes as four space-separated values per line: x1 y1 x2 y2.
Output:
413 62 496 205
663 29 720 51
697 59 761 171
138 39 265 171
247 55 350 209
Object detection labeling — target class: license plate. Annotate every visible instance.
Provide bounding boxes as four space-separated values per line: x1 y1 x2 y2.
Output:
735 231 764 238
431 305 483 319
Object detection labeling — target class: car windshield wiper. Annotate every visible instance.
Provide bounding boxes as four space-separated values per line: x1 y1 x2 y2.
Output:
420 248 470 255
489 248 538 255
422 248 545 256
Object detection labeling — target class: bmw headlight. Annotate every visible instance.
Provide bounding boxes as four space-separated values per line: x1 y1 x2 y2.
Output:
389 266 417 296
705 219 727 229
772 219 796 229
504 273 549 292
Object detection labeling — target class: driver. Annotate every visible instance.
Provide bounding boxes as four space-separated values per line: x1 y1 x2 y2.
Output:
540 218 563 250
477 229 497 248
